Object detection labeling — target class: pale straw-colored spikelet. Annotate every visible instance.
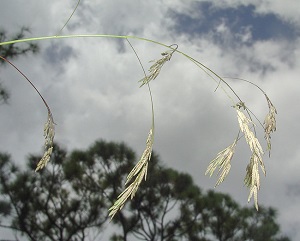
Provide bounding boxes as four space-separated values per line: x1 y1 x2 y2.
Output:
264 98 277 156
139 46 177 87
236 107 265 210
125 129 153 184
244 154 260 210
108 128 154 219
35 112 55 172
205 139 237 186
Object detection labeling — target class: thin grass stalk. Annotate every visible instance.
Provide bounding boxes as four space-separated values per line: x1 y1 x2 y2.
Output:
0 56 55 171
108 39 155 219
55 0 81 36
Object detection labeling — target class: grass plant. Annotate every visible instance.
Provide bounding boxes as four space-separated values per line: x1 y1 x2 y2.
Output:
0 3 277 217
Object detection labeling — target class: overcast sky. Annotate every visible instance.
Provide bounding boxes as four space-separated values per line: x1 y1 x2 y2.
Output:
1 0 300 240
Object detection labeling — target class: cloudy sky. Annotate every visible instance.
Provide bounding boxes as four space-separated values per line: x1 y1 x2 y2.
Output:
1 0 300 240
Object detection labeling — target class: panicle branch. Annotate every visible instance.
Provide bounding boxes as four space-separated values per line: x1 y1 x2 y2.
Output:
0 55 55 172
205 139 237 187
236 107 265 210
206 96 277 211
35 111 55 171
108 128 154 219
264 97 277 156
139 44 178 87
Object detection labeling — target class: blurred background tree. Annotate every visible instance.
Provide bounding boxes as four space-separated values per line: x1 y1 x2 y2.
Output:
0 26 39 104
0 140 291 241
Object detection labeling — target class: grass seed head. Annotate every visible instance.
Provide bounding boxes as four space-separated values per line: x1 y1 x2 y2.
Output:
264 99 277 156
236 106 265 210
35 112 55 172
205 139 237 186
109 128 154 219
139 47 176 87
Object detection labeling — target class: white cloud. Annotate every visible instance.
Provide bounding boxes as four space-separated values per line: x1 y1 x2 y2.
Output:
202 0 300 24
255 0 300 24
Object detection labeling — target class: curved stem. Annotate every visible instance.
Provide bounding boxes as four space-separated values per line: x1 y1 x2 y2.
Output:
125 39 155 133
0 34 171 49
56 0 81 36
0 34 244 106
223 77 272 129
0 56 51 113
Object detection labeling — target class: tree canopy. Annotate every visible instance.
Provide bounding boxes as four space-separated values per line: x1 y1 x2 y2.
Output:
0 27 39 104
0 140 290 241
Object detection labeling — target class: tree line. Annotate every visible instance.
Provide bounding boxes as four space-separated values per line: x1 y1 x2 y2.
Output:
0 140 290 241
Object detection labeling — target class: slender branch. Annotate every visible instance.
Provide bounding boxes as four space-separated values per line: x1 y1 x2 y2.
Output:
0 34 245 107
0 56 51 112
56 0 81 36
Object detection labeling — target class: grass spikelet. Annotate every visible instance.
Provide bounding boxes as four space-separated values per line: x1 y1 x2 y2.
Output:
139 44 177 87
35 112 55 171
264 98 277 156
205 139 237 186
244 154 260 210
225 78 278 156
236 106 265 209
108 128 154 219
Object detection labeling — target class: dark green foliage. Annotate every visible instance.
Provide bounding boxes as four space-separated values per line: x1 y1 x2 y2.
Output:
205 190 242 241
0 140 291 241
238 206 287 241
0 200 11 216
0 27 39 61
0 27 39 104
117 155 207 241
0 82 9 104
0 144 107 241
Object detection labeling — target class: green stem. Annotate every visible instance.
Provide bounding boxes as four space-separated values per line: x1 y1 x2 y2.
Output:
0 34 240 106
56 0 81 36
125 38 155 135
0 34 170 49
